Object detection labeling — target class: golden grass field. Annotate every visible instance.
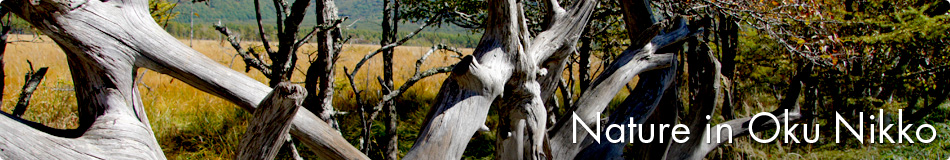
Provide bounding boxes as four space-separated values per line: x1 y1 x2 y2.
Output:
0 34 470 159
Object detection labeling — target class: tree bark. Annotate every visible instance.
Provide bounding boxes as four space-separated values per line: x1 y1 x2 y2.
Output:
547 18 695 159
575 63 677 159
718 13 739 120
303 0 342 130
381 0 400 158
0 0 367 159
665 36 723 160
627 86 680 160
12 67 48 117
236 83 304 160
404 0 529 158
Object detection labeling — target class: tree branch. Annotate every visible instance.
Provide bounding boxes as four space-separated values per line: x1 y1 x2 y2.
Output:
237 83 305 160
576 61 677 159
359 44 458 129
531 0 598 105
547 17 696 159
348 16 442 77
213 23 273 75
12 65 48 117
253 0 275 54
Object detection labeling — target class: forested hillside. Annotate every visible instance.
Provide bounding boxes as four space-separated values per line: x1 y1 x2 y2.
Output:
166 0 479 47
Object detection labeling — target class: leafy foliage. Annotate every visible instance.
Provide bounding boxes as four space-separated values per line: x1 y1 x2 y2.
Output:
149 0 180 27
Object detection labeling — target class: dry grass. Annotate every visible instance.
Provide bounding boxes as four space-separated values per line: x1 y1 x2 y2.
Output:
0 34 469 159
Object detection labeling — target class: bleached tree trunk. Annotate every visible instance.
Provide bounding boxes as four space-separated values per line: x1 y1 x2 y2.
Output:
0 0 367 159
402 0 532 158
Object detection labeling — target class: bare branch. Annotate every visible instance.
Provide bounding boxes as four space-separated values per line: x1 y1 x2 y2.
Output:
368 65 454 120
253 0 275 54
359 44 458 125
403 0 528 156
348 15 442 77
293 18 345 50
530 0 598 101
213 23 273 75
342 67 370 153
447 10 482 28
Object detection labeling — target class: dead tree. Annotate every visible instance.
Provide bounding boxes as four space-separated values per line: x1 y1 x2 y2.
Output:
0 0 813 159
213 0 344 130
0 0 365 158
342 2 453 157
404 0 811 159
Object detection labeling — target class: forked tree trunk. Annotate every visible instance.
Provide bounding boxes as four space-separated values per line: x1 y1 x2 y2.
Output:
0 0 366 159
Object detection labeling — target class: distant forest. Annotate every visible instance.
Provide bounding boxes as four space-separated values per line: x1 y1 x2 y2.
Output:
165 0 481 47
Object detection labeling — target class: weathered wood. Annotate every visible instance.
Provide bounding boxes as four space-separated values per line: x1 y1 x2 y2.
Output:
532 0 598 102
547 18 695 160
12 66 48 117
402 1 525 157
571 1 665 158
575 61 678 159
628 87 680 160
236 83 305 160
0 0 367 158
0 0 818 158
665 37 723 160
404 0 570 158
0 109 165 159
477 0 599 158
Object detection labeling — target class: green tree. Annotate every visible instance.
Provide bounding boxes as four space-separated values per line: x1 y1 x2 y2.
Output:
149 0 179 27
